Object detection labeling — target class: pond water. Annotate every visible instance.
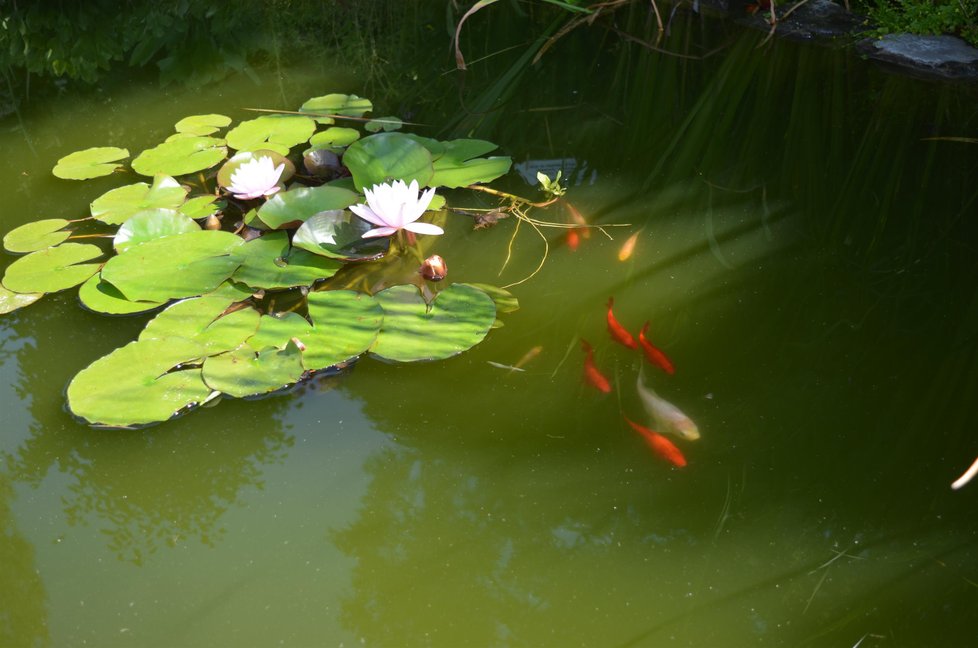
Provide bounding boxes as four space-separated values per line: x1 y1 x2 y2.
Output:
2 12 978 647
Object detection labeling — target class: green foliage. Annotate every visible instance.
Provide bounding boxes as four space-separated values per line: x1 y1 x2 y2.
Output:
0 1 262 88
866 0 978 45
0 91 516 427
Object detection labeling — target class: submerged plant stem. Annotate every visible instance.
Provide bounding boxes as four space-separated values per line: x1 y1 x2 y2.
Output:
501 215 549 289
499 216 522 276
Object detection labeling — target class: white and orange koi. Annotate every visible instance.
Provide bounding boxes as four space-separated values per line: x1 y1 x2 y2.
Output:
637 366 699 441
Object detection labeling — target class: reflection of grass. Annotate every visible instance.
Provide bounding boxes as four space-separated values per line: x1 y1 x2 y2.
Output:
0 469 48 647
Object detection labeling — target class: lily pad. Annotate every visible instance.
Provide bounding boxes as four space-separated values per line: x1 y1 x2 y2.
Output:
140 295 260 354
52 146 129 180
364 116 403 133
344 133 434 192
403 134 445 157
230 231 343 289
67 337 212 427
132 136 227 177
0 285 42 314
308 127 360 151
369 283 496 362
90 175 188 225
203 341 305 398
429 139 511 188
164 133 199 142
458 282 519 313
179 195 224 220
101 230 243 302
303 290 384 371
216 150 295 190
247 312 313 351
3 219 72 253
431 156 512 189
2 243 103 294
433 139 498 162
300 94 373 123
292 210 390 261
253 185 360 229
174 114 232 136
78 276 165 315
114 209 201 253
225 115 316 156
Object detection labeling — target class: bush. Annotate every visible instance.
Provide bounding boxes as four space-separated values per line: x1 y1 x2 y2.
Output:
864 0 978 46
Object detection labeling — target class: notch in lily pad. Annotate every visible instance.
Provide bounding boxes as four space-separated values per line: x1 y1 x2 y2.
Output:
225 115 316 156
67 337 213 427
174 114 232 136
300 93 373 123
52 146 130 180
90 175 188 225
132 136 228 177
2 243 104 294
3 219 73 253
114 209 201 253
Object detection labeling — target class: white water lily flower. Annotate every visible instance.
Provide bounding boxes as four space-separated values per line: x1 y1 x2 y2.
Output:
350 179 442 239
227 156 286 200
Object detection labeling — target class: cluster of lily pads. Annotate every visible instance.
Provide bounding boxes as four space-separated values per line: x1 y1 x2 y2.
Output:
0 93 516 428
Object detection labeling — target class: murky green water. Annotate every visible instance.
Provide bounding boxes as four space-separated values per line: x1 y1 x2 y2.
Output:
3 14 978 647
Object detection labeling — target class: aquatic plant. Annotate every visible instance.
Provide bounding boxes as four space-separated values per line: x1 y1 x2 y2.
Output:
351 180 442 238
0 92 517 428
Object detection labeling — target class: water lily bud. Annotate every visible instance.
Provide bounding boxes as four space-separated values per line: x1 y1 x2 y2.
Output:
204 214 222 230
419 255 447 281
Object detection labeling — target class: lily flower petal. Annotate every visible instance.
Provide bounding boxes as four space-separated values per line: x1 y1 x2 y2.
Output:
350 180 443 240
403 221 444 236
362 226 400 238
227 157 285 200
349 203 389 227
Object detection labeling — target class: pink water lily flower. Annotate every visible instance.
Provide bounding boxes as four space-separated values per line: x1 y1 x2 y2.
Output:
350 179 442 239
227 156 285 200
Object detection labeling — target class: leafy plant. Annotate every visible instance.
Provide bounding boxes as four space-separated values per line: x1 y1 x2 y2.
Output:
865 0 978 46
0 92 515 428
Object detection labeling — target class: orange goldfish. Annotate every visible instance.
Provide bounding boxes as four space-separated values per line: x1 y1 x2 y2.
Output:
623 415 687 467
565 202 591 239
618 232 640 262
580 339 612 393
638 322 675 375
606 298 637 349
514 345 543 370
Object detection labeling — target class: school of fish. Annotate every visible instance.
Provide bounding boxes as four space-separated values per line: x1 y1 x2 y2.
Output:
580 294 700 469
553 205 696 469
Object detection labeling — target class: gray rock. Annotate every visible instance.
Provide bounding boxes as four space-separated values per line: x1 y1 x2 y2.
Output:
734 0 865 42
858 34 978 80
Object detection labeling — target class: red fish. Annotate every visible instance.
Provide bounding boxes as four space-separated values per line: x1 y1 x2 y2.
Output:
580 339 612 393
566 228 580 251
623 415 687 468
638 322 675 375
606 298 637 349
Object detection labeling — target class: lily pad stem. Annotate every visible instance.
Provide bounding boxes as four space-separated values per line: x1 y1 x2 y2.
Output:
466 184 558 209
